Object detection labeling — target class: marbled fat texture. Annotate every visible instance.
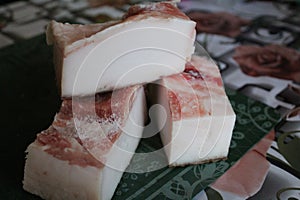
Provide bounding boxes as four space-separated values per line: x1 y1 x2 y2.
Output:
23 85 146 200
156 55 236 167
47 2 196 97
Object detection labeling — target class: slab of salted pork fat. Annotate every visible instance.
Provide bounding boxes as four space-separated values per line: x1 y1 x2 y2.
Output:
46 1 196 97
154 55 236 167
23 85 146 200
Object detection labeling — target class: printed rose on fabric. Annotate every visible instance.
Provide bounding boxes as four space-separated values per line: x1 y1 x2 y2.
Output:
233 45 300 82
187 11 250 37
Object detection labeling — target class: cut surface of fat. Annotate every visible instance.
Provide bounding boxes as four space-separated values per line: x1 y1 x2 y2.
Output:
23 86 146 200
155 55 236 166
47 2 196 97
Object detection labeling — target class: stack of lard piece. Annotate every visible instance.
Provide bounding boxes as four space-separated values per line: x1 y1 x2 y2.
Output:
46 2 196 97
23 85 146 200
23 1 197 200
154 55 236 167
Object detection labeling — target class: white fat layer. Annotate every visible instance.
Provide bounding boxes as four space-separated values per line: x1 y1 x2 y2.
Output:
23 144 102 200
168 114 235 166
61 18 195 97
101 86 146 199
23 87 146 200
157 79 236 166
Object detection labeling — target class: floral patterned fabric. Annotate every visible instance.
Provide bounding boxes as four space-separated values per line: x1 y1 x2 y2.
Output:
180 0 300 199
187 11 250 37
233 45 300 82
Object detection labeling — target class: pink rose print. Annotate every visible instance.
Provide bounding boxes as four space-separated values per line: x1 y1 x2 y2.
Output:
234 45 300 82
187 11 250 37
